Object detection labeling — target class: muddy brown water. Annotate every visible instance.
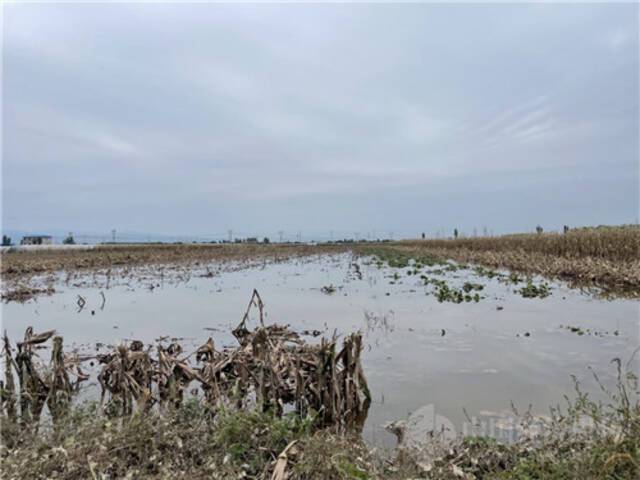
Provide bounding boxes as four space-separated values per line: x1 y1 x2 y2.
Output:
1 253 638 446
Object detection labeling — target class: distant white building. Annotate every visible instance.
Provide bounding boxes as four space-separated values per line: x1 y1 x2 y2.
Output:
21 235 53 245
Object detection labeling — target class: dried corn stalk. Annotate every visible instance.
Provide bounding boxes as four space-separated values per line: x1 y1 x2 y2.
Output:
1 332 17 421
47 336 73 423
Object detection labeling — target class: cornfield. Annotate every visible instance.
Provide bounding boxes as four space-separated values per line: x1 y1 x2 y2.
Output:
366 225 640 297
404 225 640 262
0 290 371 433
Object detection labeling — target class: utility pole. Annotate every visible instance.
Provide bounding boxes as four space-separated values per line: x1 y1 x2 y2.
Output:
228 230 233 243
296 231 301 243
278 230 284 243
111 229 116 243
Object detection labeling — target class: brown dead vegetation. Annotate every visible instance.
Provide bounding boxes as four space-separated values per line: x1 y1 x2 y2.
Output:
0 286 55 303
2 226 637 300
1 290 370 435
369 225 640 297
0 243 346 279
1 289 638 479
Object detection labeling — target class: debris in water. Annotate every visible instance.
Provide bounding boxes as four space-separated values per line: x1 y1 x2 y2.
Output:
321 284 337 295
1 286 55 303
1 290 371 433
76 295 86 312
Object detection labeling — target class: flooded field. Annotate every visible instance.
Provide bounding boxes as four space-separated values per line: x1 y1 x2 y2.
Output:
2 253 637 446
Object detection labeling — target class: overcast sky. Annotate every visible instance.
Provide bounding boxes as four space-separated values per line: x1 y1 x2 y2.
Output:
2 2 638 240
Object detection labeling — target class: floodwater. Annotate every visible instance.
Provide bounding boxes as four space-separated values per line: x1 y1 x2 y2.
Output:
2 253 638 446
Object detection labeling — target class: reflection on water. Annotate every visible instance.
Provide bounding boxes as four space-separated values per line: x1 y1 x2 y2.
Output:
2 253 638 446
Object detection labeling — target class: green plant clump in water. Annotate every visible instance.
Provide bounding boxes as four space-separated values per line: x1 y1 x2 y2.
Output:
422 277 447 288
387 257 409 269
359 246 446 271
518 280 551 298
566 325 586 335
434 283 482 303
462 282 484 293
508 272 523 284
474 266 501 279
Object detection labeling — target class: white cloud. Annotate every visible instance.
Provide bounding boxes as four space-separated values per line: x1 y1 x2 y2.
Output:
3 2 637 234
606 29 633 50
11 105 143 163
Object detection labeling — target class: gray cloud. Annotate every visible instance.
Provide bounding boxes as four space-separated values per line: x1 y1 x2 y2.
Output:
3 2 638 239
